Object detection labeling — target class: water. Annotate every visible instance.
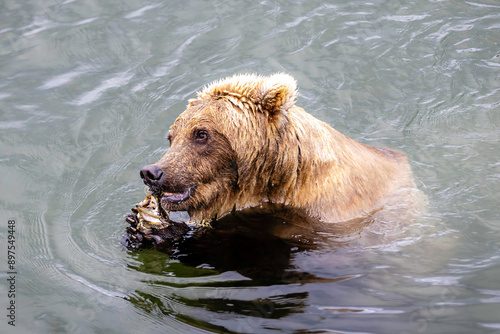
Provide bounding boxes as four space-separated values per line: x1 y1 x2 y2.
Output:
1 0 499 333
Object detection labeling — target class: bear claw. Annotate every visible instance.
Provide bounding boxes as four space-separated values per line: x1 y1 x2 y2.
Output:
144 234 163 244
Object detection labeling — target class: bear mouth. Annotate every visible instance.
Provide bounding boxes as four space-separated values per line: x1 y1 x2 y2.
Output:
161 188 191 204
158 187 193 212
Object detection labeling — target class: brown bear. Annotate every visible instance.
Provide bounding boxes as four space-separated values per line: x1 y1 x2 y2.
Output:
139 73 419 226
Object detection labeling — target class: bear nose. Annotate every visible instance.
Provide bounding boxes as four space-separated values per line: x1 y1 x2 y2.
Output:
140 165 164 188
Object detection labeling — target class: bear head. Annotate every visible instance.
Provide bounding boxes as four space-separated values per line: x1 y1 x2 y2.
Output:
140 73 298 222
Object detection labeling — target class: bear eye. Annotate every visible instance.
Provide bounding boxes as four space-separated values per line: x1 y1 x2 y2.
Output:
194 129 209 143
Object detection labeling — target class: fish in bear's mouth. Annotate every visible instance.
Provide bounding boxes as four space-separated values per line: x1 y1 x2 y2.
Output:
128 186 192 236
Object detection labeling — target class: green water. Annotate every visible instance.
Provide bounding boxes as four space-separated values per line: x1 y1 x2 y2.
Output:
1 0 499 333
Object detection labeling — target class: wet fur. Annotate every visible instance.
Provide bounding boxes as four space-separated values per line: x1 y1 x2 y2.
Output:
152 73 416 224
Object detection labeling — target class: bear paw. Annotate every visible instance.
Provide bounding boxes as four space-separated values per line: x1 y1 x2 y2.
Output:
121 212 191 253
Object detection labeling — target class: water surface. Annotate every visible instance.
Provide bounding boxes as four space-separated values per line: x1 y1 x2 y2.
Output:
0 0 499 333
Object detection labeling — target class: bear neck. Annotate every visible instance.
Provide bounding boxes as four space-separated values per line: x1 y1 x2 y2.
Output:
242 106 406 222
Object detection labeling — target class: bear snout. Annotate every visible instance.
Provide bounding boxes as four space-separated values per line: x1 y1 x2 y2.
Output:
140 164 164 191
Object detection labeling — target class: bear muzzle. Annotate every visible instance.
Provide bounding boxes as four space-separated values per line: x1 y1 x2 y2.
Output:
140 164 194 209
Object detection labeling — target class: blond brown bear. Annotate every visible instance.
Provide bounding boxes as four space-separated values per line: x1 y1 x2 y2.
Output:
140 73 417 225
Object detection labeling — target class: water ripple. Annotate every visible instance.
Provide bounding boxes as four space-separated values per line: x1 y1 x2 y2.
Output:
38 64 93 90
71 70 135 105
1 0 499 333
124 4 161 20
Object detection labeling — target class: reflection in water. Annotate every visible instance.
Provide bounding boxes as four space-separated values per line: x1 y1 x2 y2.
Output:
129 206 370 280
126 209 361 331
129 289 310 334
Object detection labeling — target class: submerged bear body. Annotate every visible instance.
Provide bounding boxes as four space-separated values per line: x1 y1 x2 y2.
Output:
140 73 419 226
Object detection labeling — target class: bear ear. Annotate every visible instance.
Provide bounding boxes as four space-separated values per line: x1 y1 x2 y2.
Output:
256 73 297 115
